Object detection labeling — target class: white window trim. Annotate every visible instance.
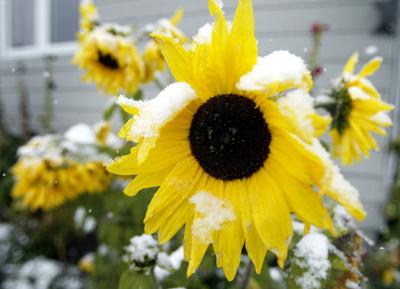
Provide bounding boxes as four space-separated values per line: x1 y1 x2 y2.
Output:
0 0 77 60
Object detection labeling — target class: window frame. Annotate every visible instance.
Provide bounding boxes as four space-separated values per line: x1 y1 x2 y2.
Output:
0 0 78 60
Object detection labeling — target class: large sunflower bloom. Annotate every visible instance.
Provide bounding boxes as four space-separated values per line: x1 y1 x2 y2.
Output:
73 24 144 95
327 53 393 165
108 0 345 280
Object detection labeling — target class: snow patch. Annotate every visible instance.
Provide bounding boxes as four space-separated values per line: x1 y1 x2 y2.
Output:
154 246 184 280
65 123 96 145
294 233 330 289
190 191 235 243
118 82 196 141
124 234 159 270
237 50 309 93
370 112 392 126
269 268 284 282
348 86 369 100
193 23 213 44
365 45 378 56
308 140 363 218
4 257 61 289
278 89 315 139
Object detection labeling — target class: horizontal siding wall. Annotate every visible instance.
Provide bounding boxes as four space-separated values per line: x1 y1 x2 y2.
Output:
0 0 396 232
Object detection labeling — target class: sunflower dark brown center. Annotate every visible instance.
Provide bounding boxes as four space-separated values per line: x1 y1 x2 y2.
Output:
189 94 271 180
98 51 119 69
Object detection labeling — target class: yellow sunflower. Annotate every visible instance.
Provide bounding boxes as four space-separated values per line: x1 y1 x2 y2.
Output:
142 9 187 83
327 52 393 165
107 0 349 280
12 135 110 211
73 24 144 95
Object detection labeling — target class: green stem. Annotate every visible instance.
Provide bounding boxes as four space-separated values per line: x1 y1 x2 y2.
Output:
16 61 31 141
154 76 166 91
309 33 322 72
150 268 159 289
239 262 253 289
0 76 7 139
42 55 55 133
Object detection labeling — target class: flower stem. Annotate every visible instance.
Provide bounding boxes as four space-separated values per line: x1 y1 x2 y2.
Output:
150 268 160 289
239 261 253 289
42 55 55 133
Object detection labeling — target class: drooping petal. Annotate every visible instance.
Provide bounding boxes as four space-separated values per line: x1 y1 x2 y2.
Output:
123 169 170 196
269 158 334 233
307 140 366 221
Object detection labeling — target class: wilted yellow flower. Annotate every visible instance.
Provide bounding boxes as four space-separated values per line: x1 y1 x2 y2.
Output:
73 24 144 95
327 53 393 164
106 0 354 280
142 9 187 82
12 134 110 211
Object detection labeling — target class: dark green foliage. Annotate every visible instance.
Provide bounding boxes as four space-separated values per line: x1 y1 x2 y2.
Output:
325 87 353 135
0 133 23 212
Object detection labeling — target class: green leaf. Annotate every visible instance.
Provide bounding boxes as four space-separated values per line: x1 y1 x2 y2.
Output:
132 89 143 101
119 106 131 123
118 270 157 289
103 103 117 120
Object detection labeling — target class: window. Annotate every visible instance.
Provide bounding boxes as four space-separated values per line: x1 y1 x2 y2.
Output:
0 0 79 59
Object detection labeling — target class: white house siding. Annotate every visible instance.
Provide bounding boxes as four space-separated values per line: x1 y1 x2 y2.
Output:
0 0 397 232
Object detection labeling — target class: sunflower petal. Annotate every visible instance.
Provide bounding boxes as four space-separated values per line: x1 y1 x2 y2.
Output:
247 169 292 266
106 148 138 175
170 8 184 25
343 52 359 74
151 33 193 83
269 159 334 233
358 57 382 78
123 169 170 196
229 0 258 85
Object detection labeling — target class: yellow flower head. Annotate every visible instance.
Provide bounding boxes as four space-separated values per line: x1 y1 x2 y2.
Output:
12 133 110 211
142 9 187 82
107 0 361 280
73 24 144 95
328 52 393 165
